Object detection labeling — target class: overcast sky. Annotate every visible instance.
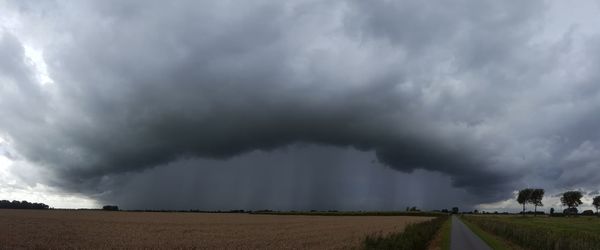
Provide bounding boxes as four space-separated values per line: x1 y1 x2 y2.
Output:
1 0 600 212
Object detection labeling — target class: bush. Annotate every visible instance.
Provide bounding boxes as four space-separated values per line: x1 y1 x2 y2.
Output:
363 216 448 250
581 210 595 216
563 207 578 215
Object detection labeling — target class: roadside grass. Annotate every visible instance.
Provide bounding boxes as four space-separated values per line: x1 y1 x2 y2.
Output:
424 215 451 250
460 216 515 250
362 215 449 250
440 217 451 250
462 215 600 250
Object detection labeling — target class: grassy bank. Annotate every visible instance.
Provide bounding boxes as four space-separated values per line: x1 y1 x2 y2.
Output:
462 215 600 249
362 215 449 250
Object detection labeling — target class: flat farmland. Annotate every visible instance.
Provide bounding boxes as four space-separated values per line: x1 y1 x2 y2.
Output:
0 209 432 249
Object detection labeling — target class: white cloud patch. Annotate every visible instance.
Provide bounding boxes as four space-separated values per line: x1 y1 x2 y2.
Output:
23 45 53 85
0 155 97 208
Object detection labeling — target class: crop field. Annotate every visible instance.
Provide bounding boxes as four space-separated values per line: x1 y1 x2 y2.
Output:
463 215 600 249
0 209 432 249
494 215 600 232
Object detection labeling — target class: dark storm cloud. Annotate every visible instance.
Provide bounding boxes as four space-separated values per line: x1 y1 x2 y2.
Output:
2 0 600 208
94 145 479 211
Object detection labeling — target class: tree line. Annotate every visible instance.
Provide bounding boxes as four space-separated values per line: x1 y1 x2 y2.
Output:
517 189 600 215
0 200 50 209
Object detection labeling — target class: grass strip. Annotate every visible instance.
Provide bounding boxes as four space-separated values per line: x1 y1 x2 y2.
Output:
362 215 448 250
440 217 451 250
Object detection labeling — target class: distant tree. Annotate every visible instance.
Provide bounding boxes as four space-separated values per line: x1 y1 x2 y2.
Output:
549 207 554 214
102 205 119 211
473 209 479 214
561 191 583 214
517 189 533 215
593 196 600 215
0 200 49 209
452 207 459 214
529 189 544 216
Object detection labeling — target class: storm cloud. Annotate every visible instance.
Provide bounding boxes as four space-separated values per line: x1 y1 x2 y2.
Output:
2 0 600 210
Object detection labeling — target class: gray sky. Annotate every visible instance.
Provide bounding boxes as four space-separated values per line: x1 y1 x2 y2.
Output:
1 0 600 211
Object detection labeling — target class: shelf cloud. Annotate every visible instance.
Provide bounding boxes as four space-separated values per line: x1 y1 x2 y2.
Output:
1 0 600 209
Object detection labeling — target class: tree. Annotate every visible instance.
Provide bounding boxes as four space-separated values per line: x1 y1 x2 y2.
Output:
517 189 533 215
0 200 49 209
593 196 600 215
561 191 583 213
452 207 459 214
102 205 119 211
529 189 544 216
550 207 554 215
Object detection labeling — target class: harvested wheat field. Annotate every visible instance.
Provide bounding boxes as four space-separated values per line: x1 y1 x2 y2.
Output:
0 209 431 249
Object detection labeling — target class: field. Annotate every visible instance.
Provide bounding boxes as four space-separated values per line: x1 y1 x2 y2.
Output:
462 215 600 249
489 215 600 232
0 209 432 249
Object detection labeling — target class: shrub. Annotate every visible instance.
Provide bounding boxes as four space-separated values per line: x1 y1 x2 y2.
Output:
563 207 578 215
581 210 594 216
363 215 448 250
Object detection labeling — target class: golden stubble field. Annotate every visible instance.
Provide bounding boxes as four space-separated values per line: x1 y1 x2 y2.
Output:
0 209 431 249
